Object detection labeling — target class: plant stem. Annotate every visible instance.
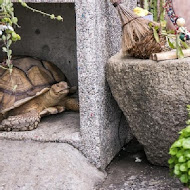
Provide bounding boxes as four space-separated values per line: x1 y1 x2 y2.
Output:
144 0 149 10
154 0 158 21
25 4 53 18
0 65 8 70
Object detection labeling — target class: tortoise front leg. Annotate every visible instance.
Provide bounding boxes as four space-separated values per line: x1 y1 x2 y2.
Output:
65 98 79 112
0 111 40 132
40 106 65 117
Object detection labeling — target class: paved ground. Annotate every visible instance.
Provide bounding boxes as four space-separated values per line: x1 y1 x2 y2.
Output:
0 112 186 190
99 139 184 190
0 112 81 148
0 137 185 190
0 140 105 190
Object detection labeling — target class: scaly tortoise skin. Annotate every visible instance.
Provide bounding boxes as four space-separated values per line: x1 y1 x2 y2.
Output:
0 56 79 131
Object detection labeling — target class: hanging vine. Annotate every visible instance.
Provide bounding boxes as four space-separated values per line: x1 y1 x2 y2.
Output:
0 0 63 73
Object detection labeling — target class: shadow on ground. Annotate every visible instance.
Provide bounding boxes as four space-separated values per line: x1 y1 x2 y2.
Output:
99 138 184 190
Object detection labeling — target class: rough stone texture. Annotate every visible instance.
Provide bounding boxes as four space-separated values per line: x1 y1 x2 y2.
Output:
106 52 190 166
2 0 137 169
0 112 81 149
0 139 105 190
75 0 136 169
12 3 78 87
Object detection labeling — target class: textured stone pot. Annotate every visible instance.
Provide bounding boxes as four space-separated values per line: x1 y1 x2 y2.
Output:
106 52 190 166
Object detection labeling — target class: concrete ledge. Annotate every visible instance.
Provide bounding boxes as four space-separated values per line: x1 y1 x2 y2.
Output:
0 112 81 149
0 139 105 190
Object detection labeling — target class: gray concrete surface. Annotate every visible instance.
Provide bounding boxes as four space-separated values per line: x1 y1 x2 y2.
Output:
7 0 137 169
99 139 184 190
0 139 105 190
106 52 190 166
12 3 78 87
74 0 136 169
0 112 81 148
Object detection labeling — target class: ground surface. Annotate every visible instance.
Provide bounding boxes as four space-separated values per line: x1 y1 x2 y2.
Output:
0 112 81 148
99 139 184 190
0 112 105 190
0 112 185 190
0 140 105 190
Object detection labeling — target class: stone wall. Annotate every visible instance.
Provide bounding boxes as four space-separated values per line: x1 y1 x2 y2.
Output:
12 3 78 87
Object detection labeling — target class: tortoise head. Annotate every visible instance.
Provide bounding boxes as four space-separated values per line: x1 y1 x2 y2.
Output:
50 81 70 98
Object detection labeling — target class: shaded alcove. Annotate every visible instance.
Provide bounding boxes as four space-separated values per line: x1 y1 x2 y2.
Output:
12 3 78 87
0 3 80 145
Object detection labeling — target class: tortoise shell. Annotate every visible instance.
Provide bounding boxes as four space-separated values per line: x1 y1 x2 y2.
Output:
0 57 67 113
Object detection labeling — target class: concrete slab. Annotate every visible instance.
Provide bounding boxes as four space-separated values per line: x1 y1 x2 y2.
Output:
0 112 81 149
99 140 184 190
0 140 105 190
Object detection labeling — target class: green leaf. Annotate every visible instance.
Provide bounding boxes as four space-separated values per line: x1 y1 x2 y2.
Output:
7 39 12 47
175 164 180 171
174 164 181 175
167 38 176 49
174 168 181 176
2 47 7 53
181 127 190 138
180 163 188 172
153 27 160 43
11 32 17 38
169 148 178 155
171 139 183 148
176 34 184 59
12 17 18 24
180 174 188 184
148 22 153 28
183 139 190 149
168 157 175 164
178 155 186 162
56 16 63 21
176 149 185 158
21 2 27 7
177 45 184 59
187 160 190 168
50 14 55 19
12 32 21 41
161 20 166 28
7 34 11 40
181 40 190 49
184 150 190 159
154 26 159 30
2 35 6 41
7 49 12 56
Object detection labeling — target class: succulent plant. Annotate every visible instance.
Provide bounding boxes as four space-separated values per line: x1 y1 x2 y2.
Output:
169 105 190 188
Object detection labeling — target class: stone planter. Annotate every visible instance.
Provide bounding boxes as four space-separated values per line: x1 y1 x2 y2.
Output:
106 52 190 166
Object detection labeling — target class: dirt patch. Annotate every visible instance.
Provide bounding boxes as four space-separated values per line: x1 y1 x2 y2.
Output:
99 139 184 190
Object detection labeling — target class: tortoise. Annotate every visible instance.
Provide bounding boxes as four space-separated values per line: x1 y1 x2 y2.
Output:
0 56 79 132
